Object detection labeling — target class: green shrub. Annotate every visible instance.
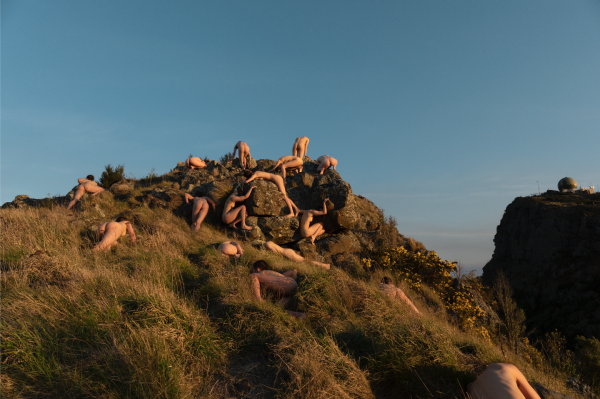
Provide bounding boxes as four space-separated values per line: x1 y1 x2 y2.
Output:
219 152 233 164
99 164 125 188
575 335 600 391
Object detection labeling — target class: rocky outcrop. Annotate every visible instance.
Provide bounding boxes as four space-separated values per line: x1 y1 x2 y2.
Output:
482 191 600 340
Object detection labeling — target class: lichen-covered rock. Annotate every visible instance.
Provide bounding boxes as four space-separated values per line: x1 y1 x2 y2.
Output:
353 195 382 230
141 188 183 210
254 159 276 172
205 161 230 177
110 183 134 196
232 157 257 170
316 234 361 265
238 180 287 217
256 216 301 244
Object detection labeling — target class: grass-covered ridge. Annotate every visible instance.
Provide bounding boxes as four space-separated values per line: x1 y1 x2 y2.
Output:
0 183 585 398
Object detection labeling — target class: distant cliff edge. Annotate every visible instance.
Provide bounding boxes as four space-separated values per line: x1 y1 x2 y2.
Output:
482 191 600 340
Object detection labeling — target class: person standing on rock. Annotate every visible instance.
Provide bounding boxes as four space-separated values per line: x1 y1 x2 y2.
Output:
66 175 105 210
261 241 330 269
268 155 303 179
232 141 252 169
241 170 300 217
298 198 329 244
184 156 206 170
93 217 136 251
378 277 420 314
315 155 338 175
218 241 244 257
467 363 541 399
222 186 256 230
250 260 306 319
184 193 215 231
292 136 310 159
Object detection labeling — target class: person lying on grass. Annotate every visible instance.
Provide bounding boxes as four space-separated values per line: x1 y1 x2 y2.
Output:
467 363 541 399
261 241 330 270
218 241 244 258
378 277 420 315
66 175 105 210
250 260 306 319
184 192 215 231
93 217 136 251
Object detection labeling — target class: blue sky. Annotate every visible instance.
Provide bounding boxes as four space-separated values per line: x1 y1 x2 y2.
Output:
2 0 600 272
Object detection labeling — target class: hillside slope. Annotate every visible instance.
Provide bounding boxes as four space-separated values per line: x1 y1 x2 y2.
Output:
1 160 582 398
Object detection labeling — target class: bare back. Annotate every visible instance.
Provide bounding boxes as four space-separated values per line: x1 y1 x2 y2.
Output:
101 221 128 237
468 363 540 399
222 196 238 216
278 155 300 164
80 180 104 194
236 141 250 153
218 242 238 256
248 171 286 193
300 211 315 235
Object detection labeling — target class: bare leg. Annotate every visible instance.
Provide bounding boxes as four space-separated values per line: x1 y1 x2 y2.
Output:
309 260 330 270
93 227 120 251
282 269 297 279
223 205 253 230
281 159 303 179
283 196 298 217
67 186 86 210
292 143 299 157
396 288 420 314
303 222 325 244
192 202 210 231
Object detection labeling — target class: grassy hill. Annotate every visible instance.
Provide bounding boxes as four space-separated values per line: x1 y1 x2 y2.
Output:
0 178 589 398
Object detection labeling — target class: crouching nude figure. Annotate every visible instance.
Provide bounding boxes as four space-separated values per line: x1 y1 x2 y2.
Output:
268 155 303 178
222 187 256 230
184 193 215 231
315 155 338 175
233 141 252 169
66 175 105 210
242 170 299 217
467 363 541 399
94 217 136 251
218 241 244 258
298 198 329 244
262 241 330 270
292 136 310 159
185 156 207 170
378 277 420 314
250 260 306 319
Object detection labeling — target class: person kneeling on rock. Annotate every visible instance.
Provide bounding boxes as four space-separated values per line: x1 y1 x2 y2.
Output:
250 260 306 319
378 277 420 315
222 187 256 231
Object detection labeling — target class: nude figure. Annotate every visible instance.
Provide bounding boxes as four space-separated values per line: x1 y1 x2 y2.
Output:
262 241 330 270
292 136 309 159
297 198 329 244
242 170 299 217
232 141 252 169
93 217 136 251
185 156 207 170
467 363 541 399
267 155 304 179
222 187 256 230
250 260 306 319
218 241 244 258
315 155 338 175
184 193 215 231
66 175 105 210
378 277 420 314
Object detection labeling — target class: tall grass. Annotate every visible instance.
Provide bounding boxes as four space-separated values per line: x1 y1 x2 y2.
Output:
0 189 585 398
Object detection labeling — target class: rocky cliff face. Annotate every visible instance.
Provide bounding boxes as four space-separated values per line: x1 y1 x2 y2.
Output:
482 191 600 340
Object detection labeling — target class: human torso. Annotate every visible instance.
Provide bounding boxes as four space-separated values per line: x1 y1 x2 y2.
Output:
378 283 397 298
222 196 237 215
237 141 249 152
106 221 128 237
81 181 98 191
279 155 299 163
468 365 525 399
194 197 208 206
300 212 314 233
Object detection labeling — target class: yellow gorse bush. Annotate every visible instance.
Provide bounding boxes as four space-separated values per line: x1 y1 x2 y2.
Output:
363 247 489 339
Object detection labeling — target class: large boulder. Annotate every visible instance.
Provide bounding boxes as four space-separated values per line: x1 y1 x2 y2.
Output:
232 157 257 170
238 180 287 217
255 216 301 244
141 187 183 211
316 234 361 265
